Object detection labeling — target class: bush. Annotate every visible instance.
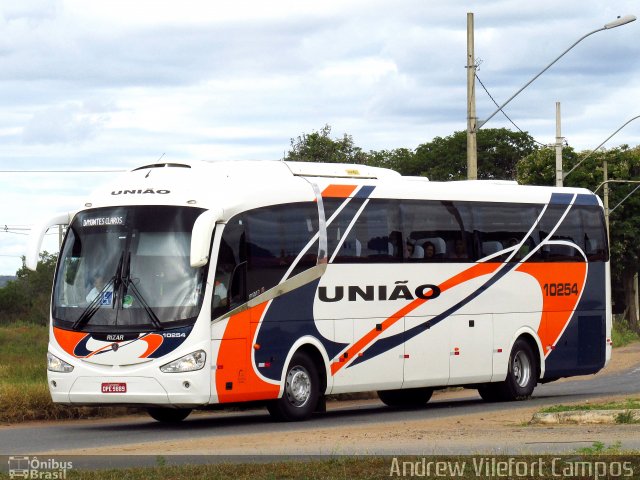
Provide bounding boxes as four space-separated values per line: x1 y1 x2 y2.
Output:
0 252 57 325
612 315 640 348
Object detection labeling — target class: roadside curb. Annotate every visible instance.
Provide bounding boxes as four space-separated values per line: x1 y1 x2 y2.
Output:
531 409 640 425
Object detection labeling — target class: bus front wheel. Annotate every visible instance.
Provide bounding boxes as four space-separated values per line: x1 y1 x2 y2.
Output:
267 351 319 421
147 407 192 423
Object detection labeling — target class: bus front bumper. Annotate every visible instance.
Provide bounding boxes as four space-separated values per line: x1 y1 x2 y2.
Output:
48 375 209 407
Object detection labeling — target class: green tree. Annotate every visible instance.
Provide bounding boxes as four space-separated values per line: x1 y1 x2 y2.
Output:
365 148 421 176
0 252 57 325
415 128 538 180
516 145 597 188
285 124 369 164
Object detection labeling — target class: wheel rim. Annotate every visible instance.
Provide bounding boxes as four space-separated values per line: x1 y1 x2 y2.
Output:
512 350 531 388
285 366 311 407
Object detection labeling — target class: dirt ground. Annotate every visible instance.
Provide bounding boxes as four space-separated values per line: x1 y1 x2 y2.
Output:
41 342 640 456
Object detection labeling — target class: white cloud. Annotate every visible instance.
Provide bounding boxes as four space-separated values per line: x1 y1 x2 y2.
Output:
22 101 110 144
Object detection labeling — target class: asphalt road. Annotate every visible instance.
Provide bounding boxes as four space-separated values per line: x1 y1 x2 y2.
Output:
1 364 639 460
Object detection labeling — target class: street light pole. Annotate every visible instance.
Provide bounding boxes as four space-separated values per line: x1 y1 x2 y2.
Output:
477 15 636 130
563 114 640 180
466 14 636 179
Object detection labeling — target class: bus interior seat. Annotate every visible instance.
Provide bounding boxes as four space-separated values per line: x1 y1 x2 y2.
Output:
410 244 425 259
543 243 578 260
340 238 361 257
481 241 504 256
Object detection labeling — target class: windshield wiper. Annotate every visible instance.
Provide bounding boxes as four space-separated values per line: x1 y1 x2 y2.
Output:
71 250 164 331
121 252 164 330
71 251 124 330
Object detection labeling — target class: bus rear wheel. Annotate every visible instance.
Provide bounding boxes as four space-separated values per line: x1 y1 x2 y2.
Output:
147 407 192 423
377 387 433 408
504 339 537 400
267 351 319 421
478 338 537 402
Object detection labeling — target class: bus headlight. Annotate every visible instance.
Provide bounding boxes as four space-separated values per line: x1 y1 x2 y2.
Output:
47 352 74 373
160 350 206 373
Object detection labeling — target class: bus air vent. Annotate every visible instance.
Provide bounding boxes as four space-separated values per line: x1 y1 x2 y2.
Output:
133 163 191 171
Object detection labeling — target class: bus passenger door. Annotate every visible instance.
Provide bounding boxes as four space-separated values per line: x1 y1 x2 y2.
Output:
403 316 450 388
448 314 493 384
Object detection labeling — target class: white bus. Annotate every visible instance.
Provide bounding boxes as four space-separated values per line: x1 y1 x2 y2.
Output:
27 160 611 422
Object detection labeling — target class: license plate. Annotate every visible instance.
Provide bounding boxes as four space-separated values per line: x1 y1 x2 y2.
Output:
101 382 127 393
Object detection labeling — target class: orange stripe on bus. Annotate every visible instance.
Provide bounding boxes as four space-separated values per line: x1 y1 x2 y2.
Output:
140 334 164 358
330 261 501 375
85 343 114 358
53 327 89 357
321 184 357 198
516 262 587 356
216 302 280 403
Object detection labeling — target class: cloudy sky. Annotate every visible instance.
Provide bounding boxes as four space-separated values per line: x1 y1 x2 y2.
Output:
0 0 638 275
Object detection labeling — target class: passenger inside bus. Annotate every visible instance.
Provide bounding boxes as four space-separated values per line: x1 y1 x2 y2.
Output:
212 266 230 313
423 241 436 261
450 239 468 259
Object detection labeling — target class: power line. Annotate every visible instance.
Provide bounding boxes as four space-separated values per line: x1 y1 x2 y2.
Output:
0 169 126 173
475 73 547 147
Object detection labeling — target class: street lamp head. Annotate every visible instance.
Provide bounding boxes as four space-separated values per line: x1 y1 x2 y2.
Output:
604 14 636 29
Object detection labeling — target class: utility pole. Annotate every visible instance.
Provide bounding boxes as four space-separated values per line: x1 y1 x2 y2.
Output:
555 102 563 187
466 12 478 180
603 157 609 234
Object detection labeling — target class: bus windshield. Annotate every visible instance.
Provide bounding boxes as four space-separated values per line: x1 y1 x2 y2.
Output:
53 206 207 332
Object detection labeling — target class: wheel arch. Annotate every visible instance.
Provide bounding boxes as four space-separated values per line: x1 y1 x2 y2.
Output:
492 327 544 383
511 328 544 382
279 336 331 398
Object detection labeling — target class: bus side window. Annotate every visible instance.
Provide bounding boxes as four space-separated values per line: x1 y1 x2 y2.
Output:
342 200 401 263
228 261 247 309
471 203 542 262
538 205 607 263
538 205 585 262
400 200 472 263
212 220 246 318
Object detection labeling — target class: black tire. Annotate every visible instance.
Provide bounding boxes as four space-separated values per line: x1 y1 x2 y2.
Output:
479 339 537 402
477 383 503 402
377 387 433 408
267 351 319 421
147 407 192 423
502 338 537 400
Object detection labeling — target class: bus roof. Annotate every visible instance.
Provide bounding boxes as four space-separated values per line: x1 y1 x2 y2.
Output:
83 160 601 219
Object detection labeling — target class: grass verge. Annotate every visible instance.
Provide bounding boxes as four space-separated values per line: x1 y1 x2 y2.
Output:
3 455 640 480
539 398 640 414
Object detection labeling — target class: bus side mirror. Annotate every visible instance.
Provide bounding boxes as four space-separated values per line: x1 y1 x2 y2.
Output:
190 208 223 268
26 212 72 271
